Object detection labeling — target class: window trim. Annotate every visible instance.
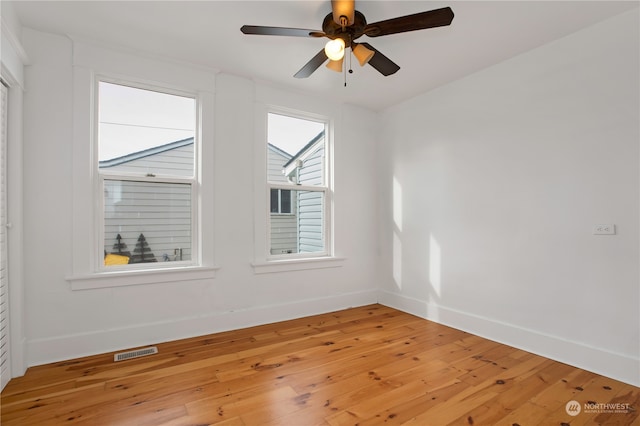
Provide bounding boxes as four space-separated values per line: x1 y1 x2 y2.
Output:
255 105 335 268
94 77 200 272
67 265 219 290
266 132 330 260
67 41 217 289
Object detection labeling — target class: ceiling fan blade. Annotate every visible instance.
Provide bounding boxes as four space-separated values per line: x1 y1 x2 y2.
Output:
241 25 323 38
359 43 400 76
331 0 355 26
364 7 454 37
294 49 329 78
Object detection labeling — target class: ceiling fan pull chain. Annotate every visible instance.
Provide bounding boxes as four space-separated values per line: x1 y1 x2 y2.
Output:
345 36 353 87
344 56 347 87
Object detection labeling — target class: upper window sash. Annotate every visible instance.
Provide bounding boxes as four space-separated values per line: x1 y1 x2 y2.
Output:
95 78 198 178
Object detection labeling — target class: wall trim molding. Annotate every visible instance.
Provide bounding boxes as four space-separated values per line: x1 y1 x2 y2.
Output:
378 290 640 387
26 289 378 367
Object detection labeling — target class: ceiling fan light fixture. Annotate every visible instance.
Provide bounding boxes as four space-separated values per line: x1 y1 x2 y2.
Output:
352 43 375 66
324 38 345 61
326 57 344 73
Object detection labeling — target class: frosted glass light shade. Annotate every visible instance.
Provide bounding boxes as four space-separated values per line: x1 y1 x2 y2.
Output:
325 38 345 61
326 58 343 73
353 43 375 66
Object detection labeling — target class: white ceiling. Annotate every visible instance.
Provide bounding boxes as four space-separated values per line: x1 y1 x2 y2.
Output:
9 1 638 111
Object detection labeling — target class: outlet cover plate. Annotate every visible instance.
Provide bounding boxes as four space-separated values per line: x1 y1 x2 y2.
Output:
593 224 616 235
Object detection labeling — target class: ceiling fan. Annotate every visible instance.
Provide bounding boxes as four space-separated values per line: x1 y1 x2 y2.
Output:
240 0 454 79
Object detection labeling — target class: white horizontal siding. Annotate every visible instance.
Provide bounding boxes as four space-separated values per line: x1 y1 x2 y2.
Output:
267 145 291 183
298 149 323 186
297 142 325 253
104 180 191 264
270 215 297 254
298 190 324 253
268 145 297 253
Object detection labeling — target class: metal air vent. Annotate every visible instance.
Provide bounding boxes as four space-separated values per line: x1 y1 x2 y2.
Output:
114 346 158 362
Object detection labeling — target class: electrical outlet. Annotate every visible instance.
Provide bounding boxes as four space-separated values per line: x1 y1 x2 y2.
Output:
593 224 616 235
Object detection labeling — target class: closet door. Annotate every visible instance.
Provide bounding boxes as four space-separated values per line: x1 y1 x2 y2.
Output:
0 80 10 391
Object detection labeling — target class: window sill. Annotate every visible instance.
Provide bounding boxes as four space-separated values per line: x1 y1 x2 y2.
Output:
66 265 219 290
251 257 345 274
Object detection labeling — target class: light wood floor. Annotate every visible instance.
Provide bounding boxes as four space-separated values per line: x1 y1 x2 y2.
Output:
1 304 638 425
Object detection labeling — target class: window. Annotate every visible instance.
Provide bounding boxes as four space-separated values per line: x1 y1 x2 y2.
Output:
270 189 292 214
267 112 329 257
97 80 197 269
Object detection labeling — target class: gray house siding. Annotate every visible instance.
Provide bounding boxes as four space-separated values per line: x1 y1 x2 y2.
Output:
295 143 325 253
104 180 191 262
267 144 290 183
100 139 194 263
267 144 297 254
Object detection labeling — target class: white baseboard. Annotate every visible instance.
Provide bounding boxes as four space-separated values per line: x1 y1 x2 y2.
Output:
25 288 639 388
378 290 640 387
26 289 378 368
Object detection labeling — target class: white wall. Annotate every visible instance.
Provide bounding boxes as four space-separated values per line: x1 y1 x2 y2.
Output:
378 9 639 386
20 28 379 367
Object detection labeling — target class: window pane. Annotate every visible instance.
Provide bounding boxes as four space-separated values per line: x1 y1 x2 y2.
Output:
270 189 324 255
297 190 324 253
104 180 191 265
267 113 325 186
270 188 279 213
280 189 291 214
98 82 195 177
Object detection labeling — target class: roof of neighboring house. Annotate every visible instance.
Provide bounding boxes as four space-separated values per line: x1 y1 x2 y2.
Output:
98 133 321 169
98 137 194 168
283 130 324 169
267 143 292 160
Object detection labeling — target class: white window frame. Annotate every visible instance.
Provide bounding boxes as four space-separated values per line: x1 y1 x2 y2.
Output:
266 110 330 261
252 96 343 273
66 40 217 290
94 77 199 272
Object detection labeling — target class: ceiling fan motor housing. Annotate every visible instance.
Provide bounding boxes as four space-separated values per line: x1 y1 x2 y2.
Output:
322 10 367 47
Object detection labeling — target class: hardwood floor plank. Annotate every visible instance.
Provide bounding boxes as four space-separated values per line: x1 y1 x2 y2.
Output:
2 304 638 426
355 374 470 425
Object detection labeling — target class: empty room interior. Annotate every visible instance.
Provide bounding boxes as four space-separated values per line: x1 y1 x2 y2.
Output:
0 1 639 425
